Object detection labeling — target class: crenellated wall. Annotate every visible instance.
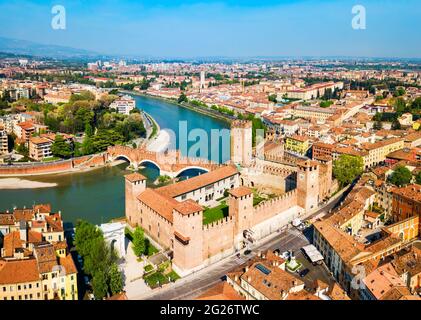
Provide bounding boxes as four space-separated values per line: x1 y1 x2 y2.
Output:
252 190 298 226
202 216 236 263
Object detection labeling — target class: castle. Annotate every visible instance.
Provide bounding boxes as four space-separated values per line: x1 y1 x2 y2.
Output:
125 120 334 276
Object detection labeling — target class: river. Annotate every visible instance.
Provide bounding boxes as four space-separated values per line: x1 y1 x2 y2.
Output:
0 95 231 225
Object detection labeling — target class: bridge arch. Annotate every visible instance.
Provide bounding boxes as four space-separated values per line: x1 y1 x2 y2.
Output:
138 159 162 173
174 166 210 178
114 155 134 166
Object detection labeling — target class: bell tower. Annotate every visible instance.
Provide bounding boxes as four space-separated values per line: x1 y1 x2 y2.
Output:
297 160 319 213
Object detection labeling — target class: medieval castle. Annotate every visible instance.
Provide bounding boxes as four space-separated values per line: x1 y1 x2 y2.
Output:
125 120 335 276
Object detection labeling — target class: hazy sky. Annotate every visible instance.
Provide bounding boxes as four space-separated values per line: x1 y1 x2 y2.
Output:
0 0 420 58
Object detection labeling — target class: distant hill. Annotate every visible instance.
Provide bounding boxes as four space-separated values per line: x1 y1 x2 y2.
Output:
0 37 100 58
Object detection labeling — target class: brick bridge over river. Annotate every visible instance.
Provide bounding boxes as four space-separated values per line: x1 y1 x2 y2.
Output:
107 146 221 178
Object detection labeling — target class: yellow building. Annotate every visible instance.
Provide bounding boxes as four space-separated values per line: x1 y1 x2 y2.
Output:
0 243 78 300
285 135 310 155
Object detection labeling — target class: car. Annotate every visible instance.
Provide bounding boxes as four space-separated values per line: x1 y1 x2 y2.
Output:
87 293 95 300
299 268 310 278
244 250 252 255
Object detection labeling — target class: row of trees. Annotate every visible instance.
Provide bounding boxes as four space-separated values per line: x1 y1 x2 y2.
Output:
74 220 124 300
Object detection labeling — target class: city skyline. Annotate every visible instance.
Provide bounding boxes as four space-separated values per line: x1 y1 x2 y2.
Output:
0 0 420 59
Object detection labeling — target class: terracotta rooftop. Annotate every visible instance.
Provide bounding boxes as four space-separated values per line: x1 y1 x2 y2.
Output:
157 165 238 199
125 172 147 183
137 189 178 223
0 259 40 285
174 199 203 215
196 282 245 300
228 186 253 198
391 184 421 203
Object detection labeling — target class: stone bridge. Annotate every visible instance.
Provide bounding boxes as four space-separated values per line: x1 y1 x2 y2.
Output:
107 145 221 178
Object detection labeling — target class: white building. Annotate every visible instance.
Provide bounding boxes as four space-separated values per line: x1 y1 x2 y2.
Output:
99 222 127 258
110 95 136 115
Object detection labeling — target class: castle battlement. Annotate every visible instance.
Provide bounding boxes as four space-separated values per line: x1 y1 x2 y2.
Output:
203 215 235 231
253 190 298 214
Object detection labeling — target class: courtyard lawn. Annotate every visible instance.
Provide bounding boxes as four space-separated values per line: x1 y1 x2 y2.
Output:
167 270 181 282
144 272 169 289
145 239 159 256
203 201 229 225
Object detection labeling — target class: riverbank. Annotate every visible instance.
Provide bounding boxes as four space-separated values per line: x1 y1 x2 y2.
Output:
122 90 234 125
0 155 125 178
146 129 171 153
0 178 58 189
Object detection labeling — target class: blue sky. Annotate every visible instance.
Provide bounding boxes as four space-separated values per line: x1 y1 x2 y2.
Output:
0 0 420 58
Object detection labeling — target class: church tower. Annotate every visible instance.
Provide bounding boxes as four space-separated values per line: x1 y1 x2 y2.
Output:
124 173 146 227
230 120 253 167
296 160 320 213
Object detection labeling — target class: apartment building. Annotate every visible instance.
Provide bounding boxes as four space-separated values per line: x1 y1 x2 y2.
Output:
0 204 78 300
285 135 311 156
109 95 136 115
0 124 8 155
29 133 73 161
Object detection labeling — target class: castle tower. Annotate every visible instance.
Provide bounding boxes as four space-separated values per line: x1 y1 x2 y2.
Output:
228 187 254 249
230 120 253 167
296 160 320 213
172 200 204 276
314 156 333 200
124 173 146 227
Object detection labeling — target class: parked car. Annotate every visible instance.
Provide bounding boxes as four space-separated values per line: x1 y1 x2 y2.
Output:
244 249 252 255
299 268 310 278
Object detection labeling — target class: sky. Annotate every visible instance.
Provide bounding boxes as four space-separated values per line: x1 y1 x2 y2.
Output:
0 0 420 58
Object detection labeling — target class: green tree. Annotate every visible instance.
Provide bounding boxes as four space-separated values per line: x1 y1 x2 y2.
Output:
109 263 123 295
388 166 412 187
132 227 146 257
74 220 103 258
178 93 188 104
51 134 73 159
415 172 421 185
333 155 364 187
391 120 401 130
92 270 108 300
268 94 277 103
394 97 407 115
373 121 383 130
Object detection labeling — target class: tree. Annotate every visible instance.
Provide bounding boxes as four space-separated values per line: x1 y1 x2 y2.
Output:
268 94 277 103
333 155 364 187
391 120 401 130
394 97 407 115
92 270 108 300
178 93 188 104
51 134 73 159
415 172 421 185
74 220 103 258
388 166 412 187
109 263 123 295
132 227 146 257
373 121 383 130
